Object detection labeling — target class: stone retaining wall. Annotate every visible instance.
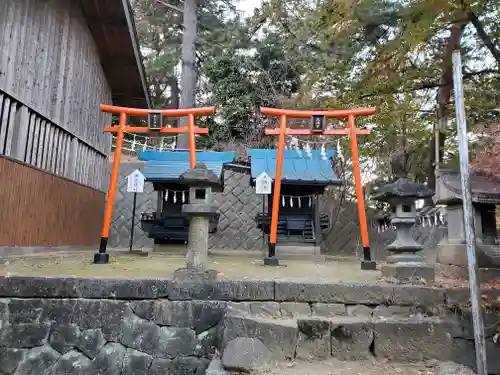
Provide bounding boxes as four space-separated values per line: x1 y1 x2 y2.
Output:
0 277 497 374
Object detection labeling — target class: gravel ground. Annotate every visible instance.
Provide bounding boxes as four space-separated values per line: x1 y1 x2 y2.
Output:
0 250 466 286
0 252 383 283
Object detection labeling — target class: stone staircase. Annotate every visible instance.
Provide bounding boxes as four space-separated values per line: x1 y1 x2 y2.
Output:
211 300 457 374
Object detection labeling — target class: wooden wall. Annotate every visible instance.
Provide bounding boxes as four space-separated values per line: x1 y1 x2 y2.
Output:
0 0 112 190
0 156 104 247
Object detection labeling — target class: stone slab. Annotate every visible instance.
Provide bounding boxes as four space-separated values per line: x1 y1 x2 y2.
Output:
167 280 274 301
330 317 374 360
382 263 435 283
296 318 331 359
373 318 453 361
275 282 394 304
226 302 281 318
222 337 271 372
222 315 298 360
280 302 311 318
311 303 347 317
0 277 170 299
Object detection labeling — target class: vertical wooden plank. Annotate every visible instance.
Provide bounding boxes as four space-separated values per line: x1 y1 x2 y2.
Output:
31 116 40 166
34 0 50 112
25 111 34 163
82 145 88 186
0 1 14 90
76 142 82 183
62 1 75 134
38 119 47 169
54 0 70 125
4 100 18 156
45 0 57 118
52 128 60 174
23 0 39 107
5 0 22 94
55 131 62 174
62 134 70 176
12 105 30 161
12 0 29 99
45 123 54 172
0 93 4 153
0 96 11 154
51 126 58 173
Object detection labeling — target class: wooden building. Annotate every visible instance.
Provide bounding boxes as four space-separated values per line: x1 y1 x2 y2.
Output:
0 0 150 250
250 149 340 248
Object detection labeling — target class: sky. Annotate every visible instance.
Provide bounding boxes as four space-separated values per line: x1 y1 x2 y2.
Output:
236 0 263 18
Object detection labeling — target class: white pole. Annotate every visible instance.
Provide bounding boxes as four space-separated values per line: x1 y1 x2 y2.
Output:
452 49 488 375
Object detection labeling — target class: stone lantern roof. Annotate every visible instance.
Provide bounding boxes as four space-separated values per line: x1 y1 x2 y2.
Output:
373 178 434 202
179 162 220 187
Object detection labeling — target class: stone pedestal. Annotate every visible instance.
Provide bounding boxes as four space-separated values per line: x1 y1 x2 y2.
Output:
186 216 210 270
172 162 220 281
374 178 435 283
381 216 435 282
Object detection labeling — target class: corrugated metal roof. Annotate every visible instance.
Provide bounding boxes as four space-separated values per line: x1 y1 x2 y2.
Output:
136 151 235 181
248 149 341 185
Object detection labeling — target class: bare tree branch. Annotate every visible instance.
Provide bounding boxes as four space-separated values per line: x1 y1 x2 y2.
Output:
359 68 498 98
467 11 500 67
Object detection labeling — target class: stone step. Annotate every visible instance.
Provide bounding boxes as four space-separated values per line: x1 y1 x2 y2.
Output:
225 301 426 320
221 312 453 364
207 357 455 375
276 245 320 255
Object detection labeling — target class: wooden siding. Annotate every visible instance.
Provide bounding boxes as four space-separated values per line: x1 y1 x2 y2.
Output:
0 89 106 190
0 0 114 189
0 156 104 247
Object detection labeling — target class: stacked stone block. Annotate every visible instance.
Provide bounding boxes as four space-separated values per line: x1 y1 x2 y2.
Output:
0 277 498 374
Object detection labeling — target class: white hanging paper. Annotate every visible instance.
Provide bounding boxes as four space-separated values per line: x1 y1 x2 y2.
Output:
182 191 186 203
321 144 327 160
298 198 301 208
165 190 169 201
282 195 285 206
173 192 177 203
308 196 312 207
290 196 293 207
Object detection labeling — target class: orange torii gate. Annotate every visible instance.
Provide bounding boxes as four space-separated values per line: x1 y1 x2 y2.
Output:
260 107 377 270
94 105 215 264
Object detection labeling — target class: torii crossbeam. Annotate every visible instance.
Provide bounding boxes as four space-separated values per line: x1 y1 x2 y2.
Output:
260 107 377 270
94 104 215 264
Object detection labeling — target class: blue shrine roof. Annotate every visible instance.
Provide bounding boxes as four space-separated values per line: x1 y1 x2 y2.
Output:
136 151 236 181
248 149 341 185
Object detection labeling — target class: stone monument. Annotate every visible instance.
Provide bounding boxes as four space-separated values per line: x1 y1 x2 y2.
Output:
435 170 500 269
173 162 219 281
374 178 435 282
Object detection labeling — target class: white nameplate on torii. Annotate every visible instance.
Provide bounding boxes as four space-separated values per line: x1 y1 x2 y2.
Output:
256 172 272 195
126 169 145 193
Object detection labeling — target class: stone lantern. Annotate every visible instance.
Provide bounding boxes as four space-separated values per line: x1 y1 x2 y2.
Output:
174 162 219 281
373 178 435 282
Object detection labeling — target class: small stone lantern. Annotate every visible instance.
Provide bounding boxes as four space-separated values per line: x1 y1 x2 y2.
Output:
373 178 435 282
174 162 219 281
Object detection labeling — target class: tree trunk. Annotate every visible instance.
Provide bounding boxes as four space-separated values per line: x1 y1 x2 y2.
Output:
177 0 197 150
168 76 180 127
427 22 466 200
